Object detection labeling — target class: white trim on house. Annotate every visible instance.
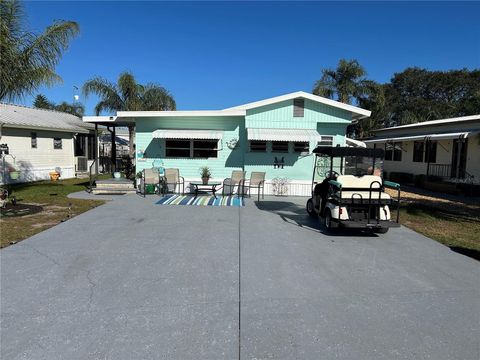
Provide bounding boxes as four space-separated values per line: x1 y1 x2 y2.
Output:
225 91 371 120
152 129 224 140
364 131 472 144
117 110 245 118
373 114 480 133
247 128 321 142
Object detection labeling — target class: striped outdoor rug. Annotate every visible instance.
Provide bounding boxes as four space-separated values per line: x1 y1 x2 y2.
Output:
156 194 245 207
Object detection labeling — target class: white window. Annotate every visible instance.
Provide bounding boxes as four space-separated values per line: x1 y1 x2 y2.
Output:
165 139 218 158
53 137 62 150
31 132 37 148
318 136 333 146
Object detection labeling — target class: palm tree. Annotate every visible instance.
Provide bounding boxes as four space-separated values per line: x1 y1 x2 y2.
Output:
313 59 368 104
33 94 85 117
83 72 176 157
0 0 79 101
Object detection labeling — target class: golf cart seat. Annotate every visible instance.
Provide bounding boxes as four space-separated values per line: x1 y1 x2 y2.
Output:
331 175 392 204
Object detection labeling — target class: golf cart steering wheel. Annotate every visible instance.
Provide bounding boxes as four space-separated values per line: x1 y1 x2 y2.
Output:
325 170 339 179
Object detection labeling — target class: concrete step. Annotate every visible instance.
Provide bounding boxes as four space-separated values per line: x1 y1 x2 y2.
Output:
92 187 136 195
95 183 135 190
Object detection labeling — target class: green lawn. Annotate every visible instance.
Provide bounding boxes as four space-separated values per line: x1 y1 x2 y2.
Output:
400 203 480 254
0 177 108 248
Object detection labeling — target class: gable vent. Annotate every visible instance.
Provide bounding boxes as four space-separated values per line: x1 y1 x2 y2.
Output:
293 98 304 117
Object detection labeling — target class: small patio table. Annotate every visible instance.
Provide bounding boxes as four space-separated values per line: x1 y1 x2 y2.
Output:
190 182 222 199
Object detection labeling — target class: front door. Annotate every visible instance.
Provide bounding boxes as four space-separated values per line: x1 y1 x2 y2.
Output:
451 139 468 179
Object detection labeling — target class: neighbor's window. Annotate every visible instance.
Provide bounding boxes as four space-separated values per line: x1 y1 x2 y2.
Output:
31 132 37 148
293 98 304 117
293 141 309 154
385 143 393 161
425 141 437 163
250 140 267 152
87 135 96 160
193 140 218 158
393 142 402 161
318 136 334 146
385 142 402 161
413 141 424 162
271 141 289 153
166 139 190 157
53 137 62 150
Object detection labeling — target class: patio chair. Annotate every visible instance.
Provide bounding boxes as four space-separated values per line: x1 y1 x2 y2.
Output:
164 168 184 195
139 168 160 197
222 170 246 197
242 172 265 201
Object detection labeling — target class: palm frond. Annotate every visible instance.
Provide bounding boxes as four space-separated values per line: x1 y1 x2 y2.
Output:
0 0 79 101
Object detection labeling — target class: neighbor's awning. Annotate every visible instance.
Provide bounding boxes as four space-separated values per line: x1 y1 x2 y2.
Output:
247 128 321 142
364 131 472 144
152 129 224 140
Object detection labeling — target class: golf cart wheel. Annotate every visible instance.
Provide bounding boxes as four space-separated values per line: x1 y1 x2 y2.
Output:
323 209 335 231
306 199 315 217
374 227 389 234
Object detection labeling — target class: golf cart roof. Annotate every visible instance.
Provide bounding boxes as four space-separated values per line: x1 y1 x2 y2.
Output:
313 146 385 158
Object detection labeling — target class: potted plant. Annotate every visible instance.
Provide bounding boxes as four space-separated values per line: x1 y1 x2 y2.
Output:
49 171 60 182
7 165 19 180
199 166 211 185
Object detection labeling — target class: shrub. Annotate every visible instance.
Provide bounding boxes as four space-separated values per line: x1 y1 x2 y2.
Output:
389 172 414 184
414 174 427 187
457 183 480 197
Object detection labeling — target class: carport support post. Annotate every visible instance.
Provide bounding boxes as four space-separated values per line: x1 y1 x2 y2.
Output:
111 126 117 172
94 124 99 175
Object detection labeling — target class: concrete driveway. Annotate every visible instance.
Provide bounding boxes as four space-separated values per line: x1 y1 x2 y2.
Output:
1 195 479 359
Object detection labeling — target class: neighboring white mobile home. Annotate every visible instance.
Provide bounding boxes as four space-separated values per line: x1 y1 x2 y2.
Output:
364 115 480 183
0 104 99 184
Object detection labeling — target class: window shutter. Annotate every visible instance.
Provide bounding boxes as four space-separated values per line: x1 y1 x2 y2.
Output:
293 98 304 117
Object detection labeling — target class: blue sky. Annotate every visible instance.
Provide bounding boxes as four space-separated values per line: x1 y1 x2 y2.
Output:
23 1 480 114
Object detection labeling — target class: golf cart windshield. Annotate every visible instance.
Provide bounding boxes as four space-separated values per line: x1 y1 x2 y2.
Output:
312 146 385 183
344 156 383 177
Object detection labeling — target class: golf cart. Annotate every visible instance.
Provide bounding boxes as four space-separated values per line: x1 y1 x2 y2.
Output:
306 146 401 233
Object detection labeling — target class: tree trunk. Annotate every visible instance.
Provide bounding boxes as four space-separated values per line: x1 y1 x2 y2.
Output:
128 125 135 159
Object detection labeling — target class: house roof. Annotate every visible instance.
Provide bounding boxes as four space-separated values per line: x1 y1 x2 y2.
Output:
373 114 480 133
83 91 371 124
225 91 371 120
0 103 94 133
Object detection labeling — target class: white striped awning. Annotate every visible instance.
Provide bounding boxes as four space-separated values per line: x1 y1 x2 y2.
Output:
364 131 472 144
247 128 321 142
152 129 223 140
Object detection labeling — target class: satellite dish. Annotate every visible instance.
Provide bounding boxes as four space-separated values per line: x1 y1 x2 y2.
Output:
74 95 80 101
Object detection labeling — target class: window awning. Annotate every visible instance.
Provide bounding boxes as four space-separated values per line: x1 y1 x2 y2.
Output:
247 128 321 142
364 131 472 144
152 129 223 140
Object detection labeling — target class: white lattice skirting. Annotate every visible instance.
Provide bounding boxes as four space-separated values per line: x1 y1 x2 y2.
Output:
0 166 75 185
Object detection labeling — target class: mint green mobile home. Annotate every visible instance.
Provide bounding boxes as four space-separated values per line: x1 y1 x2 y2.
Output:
84 91 371 196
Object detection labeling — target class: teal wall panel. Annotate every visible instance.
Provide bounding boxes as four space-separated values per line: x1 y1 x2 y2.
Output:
136 116 244 180
135 99 352 182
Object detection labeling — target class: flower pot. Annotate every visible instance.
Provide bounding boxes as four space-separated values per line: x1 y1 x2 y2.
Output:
202 177 209 185
49 171 60 182
9 171 19 180
113 172 121 179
